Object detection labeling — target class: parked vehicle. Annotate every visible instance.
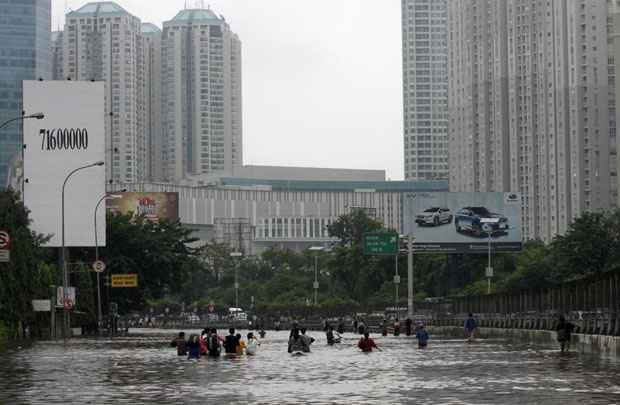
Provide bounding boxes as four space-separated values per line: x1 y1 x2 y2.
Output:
454 206 508 236
228 307 248 321
415 207 453 226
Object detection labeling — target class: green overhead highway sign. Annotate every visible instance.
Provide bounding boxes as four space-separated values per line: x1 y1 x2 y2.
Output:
364 232 399 255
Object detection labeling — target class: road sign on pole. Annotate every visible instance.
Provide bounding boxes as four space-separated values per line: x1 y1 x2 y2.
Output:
92 260 106 273
363 232 399 255
0 230 10 263
56 286 76 309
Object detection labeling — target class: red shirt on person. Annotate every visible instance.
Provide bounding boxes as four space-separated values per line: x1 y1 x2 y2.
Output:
358 336 377 352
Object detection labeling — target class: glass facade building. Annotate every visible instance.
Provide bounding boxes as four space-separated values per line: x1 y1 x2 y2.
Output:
0 0 51 186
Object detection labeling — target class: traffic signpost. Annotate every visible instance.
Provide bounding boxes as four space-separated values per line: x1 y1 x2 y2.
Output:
0 230 10 263
363 232 399 255
92 260 106 273
56 286 76 310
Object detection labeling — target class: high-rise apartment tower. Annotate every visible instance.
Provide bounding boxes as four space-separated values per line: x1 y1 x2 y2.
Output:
64 2 144 184
402 0 449 181
448 0 615 240
140 23 163 182
161 8 242 181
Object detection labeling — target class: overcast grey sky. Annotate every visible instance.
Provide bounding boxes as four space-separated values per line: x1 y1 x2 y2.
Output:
53 0 404 180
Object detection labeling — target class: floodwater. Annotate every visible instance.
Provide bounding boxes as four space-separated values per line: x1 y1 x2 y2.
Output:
1 329 620 404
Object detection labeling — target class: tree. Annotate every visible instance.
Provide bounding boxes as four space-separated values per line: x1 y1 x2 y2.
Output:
327 209 384 246
101 213 201 312
0 189 57 338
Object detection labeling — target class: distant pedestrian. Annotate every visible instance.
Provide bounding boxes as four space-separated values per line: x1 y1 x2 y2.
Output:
208 328 222 357
381 319 388 336
326 325 337 345
246 332 260 355
358 332 379 352
288 328 309 354
187 334 201 359
393 318 401 336
405 318 413 336
464 313 477 340
235 333 246 355
337 318 345 334
199 329 209 356
300 328 315 352
555 315 575 353
415 325 429 348
358 320 366 335
224 328 239 354
171 332 187 356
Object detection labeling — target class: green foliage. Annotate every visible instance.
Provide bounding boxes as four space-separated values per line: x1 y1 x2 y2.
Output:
0 188 58 338
101 213 201 312
327 208 384 246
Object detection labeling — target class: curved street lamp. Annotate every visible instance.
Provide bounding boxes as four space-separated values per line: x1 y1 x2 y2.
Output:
93 189 126 333
61 161 104 338
0 112 45 191
0 112 44 131
308 246 324 306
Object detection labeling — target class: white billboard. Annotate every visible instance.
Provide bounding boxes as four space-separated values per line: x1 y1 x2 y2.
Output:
23 81 106 247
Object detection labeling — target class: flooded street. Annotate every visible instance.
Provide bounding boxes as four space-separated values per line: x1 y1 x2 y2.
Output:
1 329 620 404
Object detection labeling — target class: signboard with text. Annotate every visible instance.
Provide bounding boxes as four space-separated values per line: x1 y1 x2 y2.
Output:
111 274 138 288
107 192 179 222
363 232 399 255
23 81 106 247
404 192 522 253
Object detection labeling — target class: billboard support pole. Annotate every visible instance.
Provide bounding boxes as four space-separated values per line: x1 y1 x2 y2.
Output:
487 232 492 294
407 233 414 318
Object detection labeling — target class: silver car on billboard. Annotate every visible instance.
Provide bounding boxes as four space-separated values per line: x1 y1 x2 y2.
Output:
415 207 453 227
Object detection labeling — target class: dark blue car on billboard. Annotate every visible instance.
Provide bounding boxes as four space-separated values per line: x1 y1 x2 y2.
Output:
454 206 508 237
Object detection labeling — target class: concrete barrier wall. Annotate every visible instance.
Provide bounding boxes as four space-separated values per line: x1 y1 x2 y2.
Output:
427 325 620 359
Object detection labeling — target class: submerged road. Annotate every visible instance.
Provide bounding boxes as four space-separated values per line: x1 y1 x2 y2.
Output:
1 329 620 404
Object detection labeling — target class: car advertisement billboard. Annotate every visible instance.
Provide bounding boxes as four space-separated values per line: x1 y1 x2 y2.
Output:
23 81 106 247
106 192 179 222
404 192 522 253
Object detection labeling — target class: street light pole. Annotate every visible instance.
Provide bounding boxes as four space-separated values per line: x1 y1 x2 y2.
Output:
61 161 104 338
482 223 493 295
93 190 125 334
0 112 44 194
230 252 243 309
0 112 44 131
314 254 318 306
309 246 324 306
394 254 399 311
407 195 415 319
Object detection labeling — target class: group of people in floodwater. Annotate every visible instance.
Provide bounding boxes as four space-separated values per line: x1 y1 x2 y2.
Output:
171 312 576 358
171 316 439 359
171 327 262 359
